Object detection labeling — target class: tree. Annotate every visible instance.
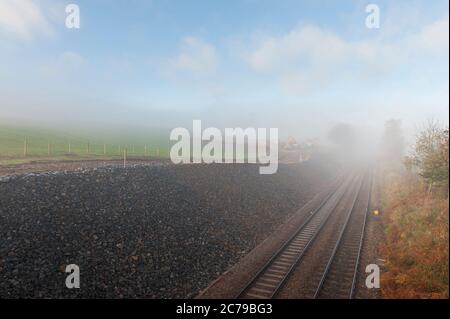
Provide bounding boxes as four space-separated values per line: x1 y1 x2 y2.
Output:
408 120 449 191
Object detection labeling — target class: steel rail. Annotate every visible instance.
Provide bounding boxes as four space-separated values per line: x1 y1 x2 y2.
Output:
313 173 365 298
236 173 359 299
349 170 373 299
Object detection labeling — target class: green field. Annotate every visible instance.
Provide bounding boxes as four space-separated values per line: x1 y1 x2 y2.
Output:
0 124 171 165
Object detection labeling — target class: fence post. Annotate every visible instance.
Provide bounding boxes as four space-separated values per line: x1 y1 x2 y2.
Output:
87 142 90 154
123 148 127 168
103 143 106 155
48 142 51 156
68 142 71 154
144 144 148 157
23 137 28 157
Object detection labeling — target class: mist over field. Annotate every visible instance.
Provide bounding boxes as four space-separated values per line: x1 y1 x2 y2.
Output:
1 0 448 145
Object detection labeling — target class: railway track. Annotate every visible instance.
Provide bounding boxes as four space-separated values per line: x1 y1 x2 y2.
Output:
313 171 372 299
237 172 363 299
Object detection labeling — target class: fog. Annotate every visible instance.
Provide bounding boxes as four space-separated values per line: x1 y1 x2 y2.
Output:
1 89 445 153
0 1 448 155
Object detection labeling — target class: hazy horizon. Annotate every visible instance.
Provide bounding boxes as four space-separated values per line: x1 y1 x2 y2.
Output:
0 0 449 143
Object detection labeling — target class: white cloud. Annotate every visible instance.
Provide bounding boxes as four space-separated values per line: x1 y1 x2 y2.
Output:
249 25 348 72
246 17 449 94
0 0 53 40
169 36 218 76
247 24 384 93
407 17 449 50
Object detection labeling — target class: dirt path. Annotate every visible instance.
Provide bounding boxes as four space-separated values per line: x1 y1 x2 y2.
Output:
0 152 301 177
0 159 170 177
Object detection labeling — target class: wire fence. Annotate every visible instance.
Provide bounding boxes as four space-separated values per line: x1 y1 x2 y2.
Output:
0 135 168 159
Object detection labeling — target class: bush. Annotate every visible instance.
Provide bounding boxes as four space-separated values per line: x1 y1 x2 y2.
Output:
406 121 449 191
381 177 448 298
381 121 449 298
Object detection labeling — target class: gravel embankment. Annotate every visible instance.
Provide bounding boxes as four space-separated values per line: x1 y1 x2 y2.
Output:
0 162 333 298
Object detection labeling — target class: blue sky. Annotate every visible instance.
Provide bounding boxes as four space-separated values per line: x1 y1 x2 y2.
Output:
0 0 448 139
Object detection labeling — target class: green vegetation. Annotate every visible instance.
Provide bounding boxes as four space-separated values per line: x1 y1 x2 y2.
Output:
0 124 171 165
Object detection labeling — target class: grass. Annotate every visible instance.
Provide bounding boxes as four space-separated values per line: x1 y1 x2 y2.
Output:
0 124 171 165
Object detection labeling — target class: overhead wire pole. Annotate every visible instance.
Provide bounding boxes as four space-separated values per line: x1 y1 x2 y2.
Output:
23 137 28 157
123 147 127 168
